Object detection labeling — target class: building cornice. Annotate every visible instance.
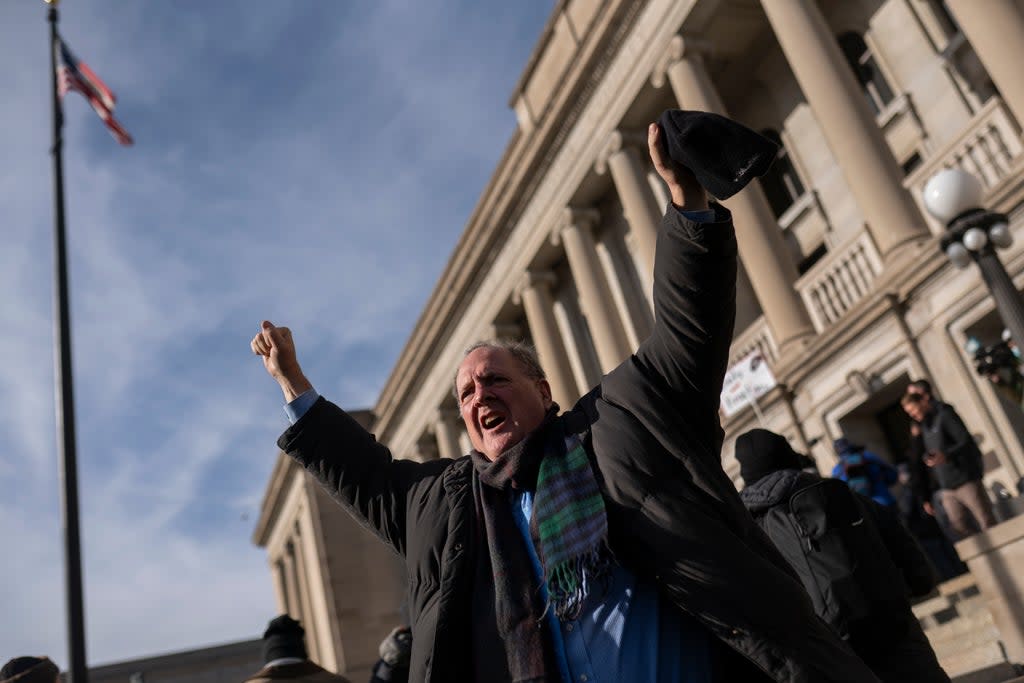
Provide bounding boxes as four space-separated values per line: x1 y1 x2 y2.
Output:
373 0 644 442
252 451 300 546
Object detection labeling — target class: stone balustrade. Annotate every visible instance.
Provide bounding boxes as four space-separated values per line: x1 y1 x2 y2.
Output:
796 231 884 332
729 315 778 368
906 96 1024 233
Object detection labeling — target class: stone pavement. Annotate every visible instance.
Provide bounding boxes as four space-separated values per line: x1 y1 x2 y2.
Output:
914 574 1024 682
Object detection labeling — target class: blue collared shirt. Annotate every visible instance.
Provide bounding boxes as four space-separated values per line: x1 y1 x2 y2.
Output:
512 490 710 683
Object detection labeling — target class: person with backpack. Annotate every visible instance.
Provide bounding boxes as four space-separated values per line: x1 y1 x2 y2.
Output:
830 437 898 507
736 429 949 683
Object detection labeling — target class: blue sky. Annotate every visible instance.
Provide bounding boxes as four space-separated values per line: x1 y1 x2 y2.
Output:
1 0 554 667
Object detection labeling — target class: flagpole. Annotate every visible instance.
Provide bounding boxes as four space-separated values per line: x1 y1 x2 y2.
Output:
47 1 89 680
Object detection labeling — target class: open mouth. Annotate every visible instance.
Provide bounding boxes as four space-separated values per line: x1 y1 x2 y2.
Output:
481 414 506 431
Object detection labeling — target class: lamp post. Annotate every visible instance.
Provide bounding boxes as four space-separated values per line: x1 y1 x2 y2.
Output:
923 168 1024 348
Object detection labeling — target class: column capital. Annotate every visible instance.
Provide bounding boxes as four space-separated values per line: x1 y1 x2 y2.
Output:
512 270 557 305
651 35 714 88
552 207 601 246
435 405 460 424
595 129 648 175
489 321 523 340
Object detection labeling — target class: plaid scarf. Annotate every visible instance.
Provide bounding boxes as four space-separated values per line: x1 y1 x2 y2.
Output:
470 410 610 682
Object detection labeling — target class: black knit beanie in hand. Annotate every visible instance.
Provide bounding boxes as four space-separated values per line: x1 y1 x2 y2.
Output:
657 109 778 200
262 614 308 663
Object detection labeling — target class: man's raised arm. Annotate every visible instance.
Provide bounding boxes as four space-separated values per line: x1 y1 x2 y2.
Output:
251 320 313 403
632 123 737 408
252 321 438 555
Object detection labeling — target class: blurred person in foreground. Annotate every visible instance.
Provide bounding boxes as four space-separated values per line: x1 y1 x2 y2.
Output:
243 615 351 683
0 657 59 683
736 429 949 683
253 115 879 682
901 379 995 536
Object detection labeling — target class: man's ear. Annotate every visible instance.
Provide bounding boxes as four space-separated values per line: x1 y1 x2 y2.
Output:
538 378 553 407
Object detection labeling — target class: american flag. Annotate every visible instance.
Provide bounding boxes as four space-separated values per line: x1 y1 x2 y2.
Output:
56 38 133 146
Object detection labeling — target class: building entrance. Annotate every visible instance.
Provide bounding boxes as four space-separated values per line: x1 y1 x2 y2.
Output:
836 373 913 465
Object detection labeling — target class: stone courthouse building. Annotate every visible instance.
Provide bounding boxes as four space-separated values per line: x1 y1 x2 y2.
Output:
256 0 1024 676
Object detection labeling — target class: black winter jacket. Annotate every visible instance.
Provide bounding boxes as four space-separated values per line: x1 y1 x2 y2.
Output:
279 206 879 682
919 401 985 490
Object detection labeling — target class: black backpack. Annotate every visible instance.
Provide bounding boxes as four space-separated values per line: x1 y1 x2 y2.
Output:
756 479 908 639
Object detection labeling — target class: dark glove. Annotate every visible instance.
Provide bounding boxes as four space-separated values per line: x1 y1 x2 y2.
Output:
379 626 412 667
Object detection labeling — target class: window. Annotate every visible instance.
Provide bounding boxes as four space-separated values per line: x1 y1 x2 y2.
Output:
901 152 923 176
931 0 960 40
759 129 806 218
839 32 896 115
797 242 828 276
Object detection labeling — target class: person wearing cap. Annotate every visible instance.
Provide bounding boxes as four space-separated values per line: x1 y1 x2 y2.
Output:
243 615 351 683
0 657 59 683
253 114 879 682
736 428 948 683
830 437 898 508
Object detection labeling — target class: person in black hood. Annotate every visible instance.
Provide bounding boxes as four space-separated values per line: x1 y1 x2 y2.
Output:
736 429 949 683
0 657 59 683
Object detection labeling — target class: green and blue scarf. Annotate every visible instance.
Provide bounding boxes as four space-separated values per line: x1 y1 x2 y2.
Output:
471 409 611 682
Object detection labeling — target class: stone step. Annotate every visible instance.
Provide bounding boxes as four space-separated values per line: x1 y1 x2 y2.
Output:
940 573 981 598
941 640 1009 679
951 661 1020 683
919 594 991 631
925 603 997 647
930 622 1002 661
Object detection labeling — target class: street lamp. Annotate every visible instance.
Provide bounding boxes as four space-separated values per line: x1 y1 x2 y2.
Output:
923 168 1024 348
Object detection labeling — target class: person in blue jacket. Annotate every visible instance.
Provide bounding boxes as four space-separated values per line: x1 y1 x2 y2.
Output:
831 437 898 507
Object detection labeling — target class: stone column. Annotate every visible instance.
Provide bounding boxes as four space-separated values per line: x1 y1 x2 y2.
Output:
759 0 927 259
946 0 1024 127
281 541 303 622
433 407 463 460
513 272 578 409
652 36 815 353
270 558 289 615
555 208 632 370
290 527 320 662
596 131 664 274
490 322 523 341
458 431 473 456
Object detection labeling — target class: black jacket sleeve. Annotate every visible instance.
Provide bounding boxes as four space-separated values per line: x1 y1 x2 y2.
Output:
277 397 451 555
631 204 737 426
936 403 981 469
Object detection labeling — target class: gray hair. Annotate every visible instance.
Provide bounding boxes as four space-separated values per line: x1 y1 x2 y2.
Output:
452 339 546 399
